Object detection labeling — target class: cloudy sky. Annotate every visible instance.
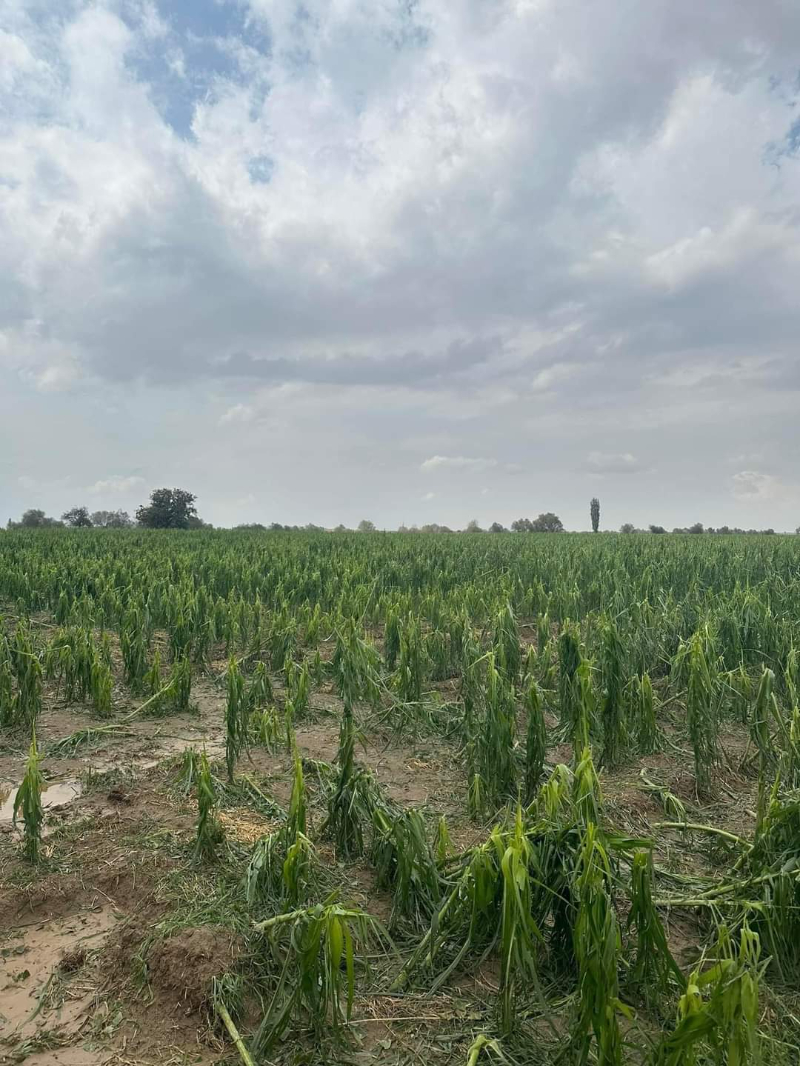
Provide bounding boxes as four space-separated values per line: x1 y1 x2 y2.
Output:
2 0 800 530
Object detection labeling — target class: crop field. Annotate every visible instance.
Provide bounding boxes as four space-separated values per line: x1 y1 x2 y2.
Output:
1 529 800 1066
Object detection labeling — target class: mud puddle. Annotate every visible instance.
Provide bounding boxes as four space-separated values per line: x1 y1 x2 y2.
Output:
0 779 83 825
0 906 118 1046
82 733 225 775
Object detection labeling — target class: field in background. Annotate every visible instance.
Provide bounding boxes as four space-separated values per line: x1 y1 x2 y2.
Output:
1 529 800 1066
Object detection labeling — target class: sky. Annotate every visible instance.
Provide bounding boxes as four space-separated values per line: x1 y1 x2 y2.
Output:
2 0 800 532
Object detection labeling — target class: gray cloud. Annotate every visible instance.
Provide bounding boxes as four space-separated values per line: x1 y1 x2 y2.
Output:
1 0 800 529
421 456 498 473
586 452 642 475
212 336 504 389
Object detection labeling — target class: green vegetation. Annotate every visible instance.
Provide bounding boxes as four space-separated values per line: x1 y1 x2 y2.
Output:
194 748 223 860
13 728 44 862
2 528 800 1065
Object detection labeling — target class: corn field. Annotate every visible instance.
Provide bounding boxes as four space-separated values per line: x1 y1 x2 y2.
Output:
2 527 800 1065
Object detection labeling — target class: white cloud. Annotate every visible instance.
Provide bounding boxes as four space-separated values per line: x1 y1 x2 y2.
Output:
219 404 255 425
87 475 146 496
0 29 38 91
586 452 641 473
136 1 169 40
730 470 795 503
421 455 498 473
421 491 436 501
531 363 585 393
645 207 794 292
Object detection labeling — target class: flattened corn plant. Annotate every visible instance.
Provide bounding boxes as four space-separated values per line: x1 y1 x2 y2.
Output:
225 657 248 782
626 852 685 1009
251 704 280 751
524 678 546 801
395 615 425 704
330 623 381 711
634 672 661 754
434 813 452 864
599 618 627 769
570 823 629 1066
393 757 661 1053
4 622 42 727
371 805 441 930
638 772 688 823
571 657 596 760
649 923 764 1066
324 702 381 858
464 652 518 812
194 748 223 861
119 607 150 691
143 652 192 717
247 750 316 908
653 785 800 987
144 647 162 698
493 603 521 684
686 630 719 793
44 626 96 702
742 786 800 983
0 652 14 727
383 607 401 671
558 622 582 735
285 658 310 718
13 727 44 862
750 667 777 830
246 661 273 712
251 899 392 1053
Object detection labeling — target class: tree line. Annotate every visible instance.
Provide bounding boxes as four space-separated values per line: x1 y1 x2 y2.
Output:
7 488 208 531
620 523 781 535
5 490 795 534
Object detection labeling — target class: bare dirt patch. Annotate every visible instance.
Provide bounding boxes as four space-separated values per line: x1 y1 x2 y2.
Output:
146 925 241 1015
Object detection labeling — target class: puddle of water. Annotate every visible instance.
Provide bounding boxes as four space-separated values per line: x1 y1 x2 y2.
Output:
1 731 226 826
1 906 117 1037
0 779 82 824
85 737 225 777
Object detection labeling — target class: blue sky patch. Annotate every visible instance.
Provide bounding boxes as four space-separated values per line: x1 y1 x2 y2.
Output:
247 155 274 184
123 0 269 136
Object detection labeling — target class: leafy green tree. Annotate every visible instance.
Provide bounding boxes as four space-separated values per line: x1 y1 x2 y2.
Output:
11 509 64 529
62 506 93 528
136 488 198 529
357 519 376 532
91 510 133 528
21 509 47 527
530 512 564 532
